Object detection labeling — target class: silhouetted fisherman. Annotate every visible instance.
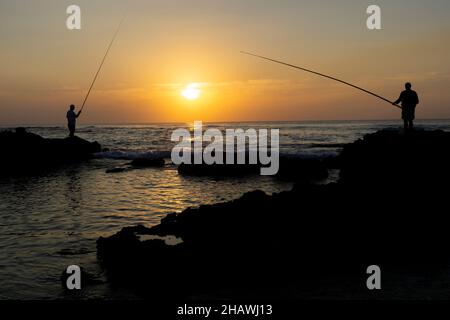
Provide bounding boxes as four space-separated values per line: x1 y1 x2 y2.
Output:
66 104 82 137
393 83 419 131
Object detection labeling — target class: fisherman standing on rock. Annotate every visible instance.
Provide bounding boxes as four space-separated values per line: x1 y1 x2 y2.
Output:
393 83 420 132
66 104 82 137
241 52 422 130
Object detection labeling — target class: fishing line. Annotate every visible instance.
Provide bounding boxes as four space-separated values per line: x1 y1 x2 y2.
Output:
241 51 401 109
80 16 126 113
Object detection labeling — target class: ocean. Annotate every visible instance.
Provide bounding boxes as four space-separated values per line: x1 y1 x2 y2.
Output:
1 119 450 299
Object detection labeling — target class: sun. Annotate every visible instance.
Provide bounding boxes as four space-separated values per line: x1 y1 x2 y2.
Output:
181 83 201 100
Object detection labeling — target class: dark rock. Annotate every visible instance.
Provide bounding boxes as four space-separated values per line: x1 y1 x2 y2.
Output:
177 155 328 182
339 129 450 186
97 129 450 299
15 127 27 135
0 128 101 175
176 152 266 177
178 162 260 176
322 155 342 169
130 157 165 168
276 157 328 182
106 167 127 173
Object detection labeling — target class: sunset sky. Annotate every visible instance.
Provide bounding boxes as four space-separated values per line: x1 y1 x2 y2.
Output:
1 0 450 125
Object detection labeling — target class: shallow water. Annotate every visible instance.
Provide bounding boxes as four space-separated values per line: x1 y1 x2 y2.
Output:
1 120 449 299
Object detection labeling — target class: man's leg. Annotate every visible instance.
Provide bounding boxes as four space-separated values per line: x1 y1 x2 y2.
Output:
409 120 414 131
69 124 75 137
404 120 408 132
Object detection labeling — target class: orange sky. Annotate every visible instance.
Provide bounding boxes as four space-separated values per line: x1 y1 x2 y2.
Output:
1 0 450 125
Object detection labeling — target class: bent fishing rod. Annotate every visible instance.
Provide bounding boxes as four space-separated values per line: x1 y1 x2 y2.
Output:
80 17 126 113
241 51 401 109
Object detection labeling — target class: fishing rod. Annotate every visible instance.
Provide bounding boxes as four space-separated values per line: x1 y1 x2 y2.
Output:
80 17 126 113
241 51 401 109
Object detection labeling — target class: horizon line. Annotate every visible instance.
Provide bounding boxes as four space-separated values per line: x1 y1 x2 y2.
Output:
1 118 450 128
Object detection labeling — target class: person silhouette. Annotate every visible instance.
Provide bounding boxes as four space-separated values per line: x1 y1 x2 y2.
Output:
66 104 82 137
393 83 419 131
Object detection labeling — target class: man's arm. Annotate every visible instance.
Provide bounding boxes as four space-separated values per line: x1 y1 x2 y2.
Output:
393 94 402 105
76 110 82 118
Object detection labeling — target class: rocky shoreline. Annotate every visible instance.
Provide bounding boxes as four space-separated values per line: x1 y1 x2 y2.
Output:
96 129 450 299
0 128 101 176
4 127 448 298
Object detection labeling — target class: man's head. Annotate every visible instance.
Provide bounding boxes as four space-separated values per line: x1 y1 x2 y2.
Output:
70 104 75 111
405 82 412 90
